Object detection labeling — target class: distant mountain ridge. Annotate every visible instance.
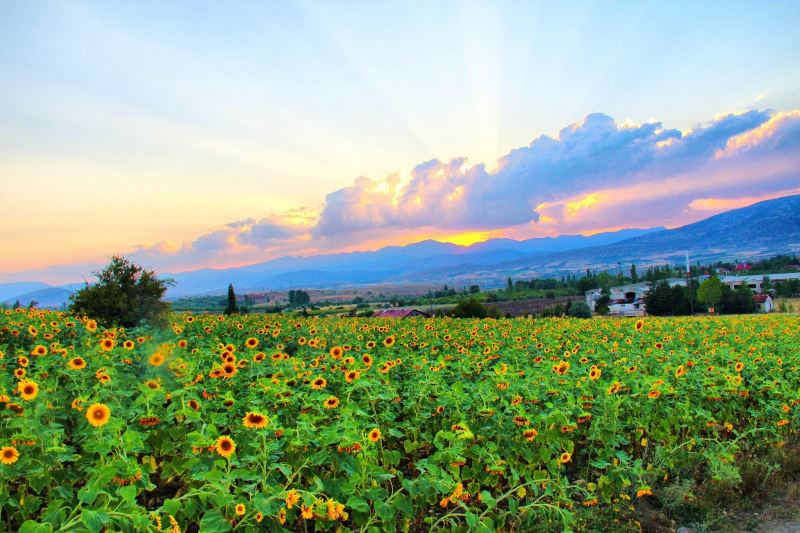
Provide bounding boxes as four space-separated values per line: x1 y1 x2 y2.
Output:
163 227 661 297
4 194 799 306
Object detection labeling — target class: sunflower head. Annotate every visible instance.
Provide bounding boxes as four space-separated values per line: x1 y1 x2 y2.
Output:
86 403 111 427
215 436 236 458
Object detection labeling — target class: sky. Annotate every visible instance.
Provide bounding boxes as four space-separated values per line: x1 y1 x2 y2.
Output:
1 1 800 284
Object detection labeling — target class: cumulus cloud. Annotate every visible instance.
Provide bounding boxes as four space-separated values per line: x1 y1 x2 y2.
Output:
313 108 795 239
131 107 800 271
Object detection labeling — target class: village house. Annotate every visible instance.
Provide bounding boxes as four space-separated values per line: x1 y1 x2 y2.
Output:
585 271 800 315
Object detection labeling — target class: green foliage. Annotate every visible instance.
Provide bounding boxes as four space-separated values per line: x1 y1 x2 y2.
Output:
697 276 722 309
287 289 311 307
567 300 592 318
69 255 173 328
719 283 757 314
594 288 611 315
224 284 239 315
449 297 501 318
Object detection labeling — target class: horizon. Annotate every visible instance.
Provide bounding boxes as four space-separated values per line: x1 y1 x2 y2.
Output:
2 1 800 284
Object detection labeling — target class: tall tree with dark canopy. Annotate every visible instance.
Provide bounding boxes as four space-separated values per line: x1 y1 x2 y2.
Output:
224 284 239 315
70 255 173 328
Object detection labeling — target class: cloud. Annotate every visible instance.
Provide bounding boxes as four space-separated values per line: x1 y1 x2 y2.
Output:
313 108 791 238
30 106 798 279
129 212 312 271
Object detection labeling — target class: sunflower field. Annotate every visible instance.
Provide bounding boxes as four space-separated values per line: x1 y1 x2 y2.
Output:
1 308 798 532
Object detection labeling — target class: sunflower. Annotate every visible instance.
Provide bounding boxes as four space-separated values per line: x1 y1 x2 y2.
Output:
311 377 327 390
18 380 38 401
235 503 246 516
362 354 373 366
329 346 343 359
86 319 98 332
588 366 601 380
368 428 382 442
523 429 539 441
243 411 268 429
277 508 286 525
285 490 300 509
552 361 570 375
301 504 314 519
149 352 165 366
215 436 236 458
383 336 396 347
86 403 111 427
14 368 25 379
0 446 19 465
323 396 340 409
100 339 115 351
17 356 29 367
245 337 259 349
345 370 360 383
648 389 661 399
187 399 200 411
31 345 47 356
735 361 744 372
635 319 644 331
68 357 86 370
255 512 263 523
559 451 572 464
222 363 237 378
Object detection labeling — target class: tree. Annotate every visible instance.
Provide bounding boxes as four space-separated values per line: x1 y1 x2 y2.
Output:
696 275 722 310
595 288 611 315
506 277 513 293
69 255 174 328
224 284 239 315
568 301 592 318
643 280 674 316
630 264 638 283
469 284 480 294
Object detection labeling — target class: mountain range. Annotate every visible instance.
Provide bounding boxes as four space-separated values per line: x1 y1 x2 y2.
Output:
3 194 799 307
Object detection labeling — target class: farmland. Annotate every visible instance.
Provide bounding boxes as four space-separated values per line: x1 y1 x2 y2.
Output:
1 309 798 532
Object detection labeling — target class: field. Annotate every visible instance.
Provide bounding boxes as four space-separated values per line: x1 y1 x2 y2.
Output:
1 309 798 532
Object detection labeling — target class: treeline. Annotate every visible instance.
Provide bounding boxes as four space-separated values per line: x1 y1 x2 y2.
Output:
644 278 758 316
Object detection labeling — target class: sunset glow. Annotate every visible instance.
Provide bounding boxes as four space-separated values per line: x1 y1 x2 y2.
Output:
1 1 799 283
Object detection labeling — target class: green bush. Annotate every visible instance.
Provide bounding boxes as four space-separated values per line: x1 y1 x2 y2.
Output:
568 301 592 318
69 255 173 328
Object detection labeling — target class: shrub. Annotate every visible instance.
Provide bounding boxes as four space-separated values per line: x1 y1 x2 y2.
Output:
568 301 592 318
450 298 501 318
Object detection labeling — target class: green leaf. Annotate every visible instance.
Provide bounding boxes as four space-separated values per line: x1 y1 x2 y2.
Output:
465 511 479 529
78 487 98 505
19 521 54 533
162 497 180 517
199 509 232 532
80 510 109 533
346 495 371 513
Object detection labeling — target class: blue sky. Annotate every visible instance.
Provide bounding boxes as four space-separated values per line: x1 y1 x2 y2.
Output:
1 1 799 281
